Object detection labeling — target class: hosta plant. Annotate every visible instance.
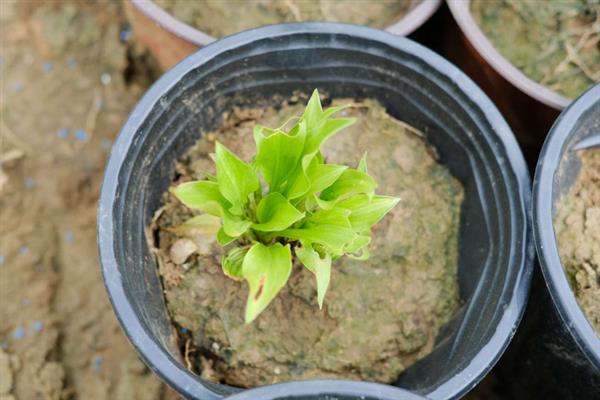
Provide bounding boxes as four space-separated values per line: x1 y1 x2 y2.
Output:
173 90 399 323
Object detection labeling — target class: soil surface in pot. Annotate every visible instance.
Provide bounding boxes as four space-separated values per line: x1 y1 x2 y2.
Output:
471 0 600 99
153 0 411 38
555 148 600 334
151 97 464 387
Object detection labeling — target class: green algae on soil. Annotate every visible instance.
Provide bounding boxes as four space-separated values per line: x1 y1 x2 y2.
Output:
471 0 600 99
154 0 411 38
555 148 600 335
151 97 464 387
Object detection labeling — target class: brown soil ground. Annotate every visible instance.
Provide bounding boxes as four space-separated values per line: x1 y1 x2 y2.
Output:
471 0 600 99
154 0 411 38
152 98 463 387
0 1 176 399
555 148 600 334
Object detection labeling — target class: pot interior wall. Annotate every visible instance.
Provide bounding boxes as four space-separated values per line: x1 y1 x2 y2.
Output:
552 103 600 207
111 31 527 396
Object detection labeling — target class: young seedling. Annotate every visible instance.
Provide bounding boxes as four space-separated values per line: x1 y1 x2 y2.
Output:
173 89 400 323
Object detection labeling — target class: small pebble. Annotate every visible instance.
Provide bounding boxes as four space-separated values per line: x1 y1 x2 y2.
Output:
13 82 24 92
93 355 103 370
100 138 111 150
33 321 43 332
24 177 35 189
64 230 75 242
169 239 198 264
67 57 77 68
57 127 68 138
42 61 53 73
74 129 87 142
211 342 220 352
21 298 30 306
119 25 132 42
0 255 5 265
13 327 24 340
274 366 281 375
100 73 111 85
19 246 29 255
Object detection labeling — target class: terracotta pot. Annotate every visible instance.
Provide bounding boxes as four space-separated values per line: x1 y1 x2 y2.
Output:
445 0 572 168
125 0 442 70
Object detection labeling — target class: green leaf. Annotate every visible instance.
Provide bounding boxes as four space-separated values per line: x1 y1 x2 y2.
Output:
172 181 230 217
280 225 356 256
344 234 371 253
252 192 305 232
215 141 259 208
305 162 348 196
221 247 248 280
303 89 324 128
313 195 337 210
295 243 332 309
173 180 251 238
217 227 236 245
253 125 306 194
357 152 368 174
283 152 314 200
344 235 371 260
304 208 351 227
299 90 355 155
170 214 221 237
222 213 252 237
242 243 293 323
320 169 376 202
303 117 356 155
285 156 347 202
337 194 400 232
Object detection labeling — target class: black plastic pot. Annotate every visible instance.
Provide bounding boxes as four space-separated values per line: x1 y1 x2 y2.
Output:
98 23 533 400
528 83 600 398
222 381 428 400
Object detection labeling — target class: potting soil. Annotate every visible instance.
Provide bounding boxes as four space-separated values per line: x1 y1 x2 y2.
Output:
152 97 464 386
471 0 600 99
154 0 411 37
555 148 600 335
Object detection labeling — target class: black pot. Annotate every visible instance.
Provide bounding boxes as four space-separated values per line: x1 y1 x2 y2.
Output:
222 381 427 400
98 23 533 400
527 83 600 398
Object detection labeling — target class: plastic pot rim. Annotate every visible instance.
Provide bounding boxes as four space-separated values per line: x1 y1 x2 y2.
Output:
222 380 428 400
532 83 600 369
129 0 442 45
98 22 533 400
446 0 571 111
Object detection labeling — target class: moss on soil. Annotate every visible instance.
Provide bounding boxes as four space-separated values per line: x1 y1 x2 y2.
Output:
154 0 411 38
471 0 600 99
555 148 600 334
152 97 463 387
